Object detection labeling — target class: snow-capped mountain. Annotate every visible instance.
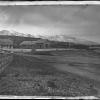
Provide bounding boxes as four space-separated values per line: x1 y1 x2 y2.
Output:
0 30 99 45
38 35 99 45
0 30 33 37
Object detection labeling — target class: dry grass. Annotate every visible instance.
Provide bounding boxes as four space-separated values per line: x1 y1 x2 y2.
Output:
0 50 99 96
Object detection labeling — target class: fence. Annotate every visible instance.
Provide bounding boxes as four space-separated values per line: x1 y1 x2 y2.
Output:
0 52 13 73
35 48 77 51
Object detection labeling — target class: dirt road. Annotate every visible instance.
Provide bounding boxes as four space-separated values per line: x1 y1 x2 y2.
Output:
0 53 99 96
16 53 100 83
54 64 100 82
19 53 100 82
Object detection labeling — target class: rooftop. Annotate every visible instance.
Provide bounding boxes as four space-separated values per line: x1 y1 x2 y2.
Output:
20 39 49 45
20 41 37 45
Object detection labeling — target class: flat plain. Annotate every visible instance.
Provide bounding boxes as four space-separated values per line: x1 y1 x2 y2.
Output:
0 49 100 97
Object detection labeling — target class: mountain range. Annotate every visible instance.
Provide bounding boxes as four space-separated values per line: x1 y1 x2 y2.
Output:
0 30 33 37
0 30 99 46
38 35 99 45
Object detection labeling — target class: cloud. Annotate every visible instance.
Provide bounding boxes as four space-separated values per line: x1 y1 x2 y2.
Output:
0 5 100 43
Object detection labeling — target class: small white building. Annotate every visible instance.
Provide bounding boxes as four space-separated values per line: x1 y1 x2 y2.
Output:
35 39 50 49
20 39 50 49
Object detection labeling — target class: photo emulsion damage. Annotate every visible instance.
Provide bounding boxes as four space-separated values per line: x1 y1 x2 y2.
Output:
0 4 100 99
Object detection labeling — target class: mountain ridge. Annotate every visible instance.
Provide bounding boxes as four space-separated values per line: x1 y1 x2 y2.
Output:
0 30 33 37
38 35 99 45
0 30 99 46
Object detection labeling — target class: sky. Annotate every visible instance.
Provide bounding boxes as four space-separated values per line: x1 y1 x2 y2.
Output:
0 5 100 43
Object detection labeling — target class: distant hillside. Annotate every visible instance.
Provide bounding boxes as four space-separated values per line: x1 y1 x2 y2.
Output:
0 30 100 49
0 35 40 48
0 30 30 37
38 35 99 46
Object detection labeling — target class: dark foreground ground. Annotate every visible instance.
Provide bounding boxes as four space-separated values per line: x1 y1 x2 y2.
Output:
0 50 100 97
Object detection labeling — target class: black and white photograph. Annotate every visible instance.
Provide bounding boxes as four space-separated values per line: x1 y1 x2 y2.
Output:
0 2 100 99
1 0 100 1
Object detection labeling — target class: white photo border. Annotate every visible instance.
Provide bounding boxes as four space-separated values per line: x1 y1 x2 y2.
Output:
0 1 99 99
0 1 99 5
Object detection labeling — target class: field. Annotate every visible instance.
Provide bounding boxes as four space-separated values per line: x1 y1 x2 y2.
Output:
0 53 13 73
0 49 100 97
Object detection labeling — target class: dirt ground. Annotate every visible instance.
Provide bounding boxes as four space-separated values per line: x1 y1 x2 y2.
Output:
0 50 100 97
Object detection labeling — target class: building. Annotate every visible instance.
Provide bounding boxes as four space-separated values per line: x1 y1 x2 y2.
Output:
49 41 70 48
0 39 13 49
20 41 37 49
35 39 50 49
20 39 50 49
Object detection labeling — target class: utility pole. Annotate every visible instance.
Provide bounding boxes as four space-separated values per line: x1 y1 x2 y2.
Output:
68 42 70 49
